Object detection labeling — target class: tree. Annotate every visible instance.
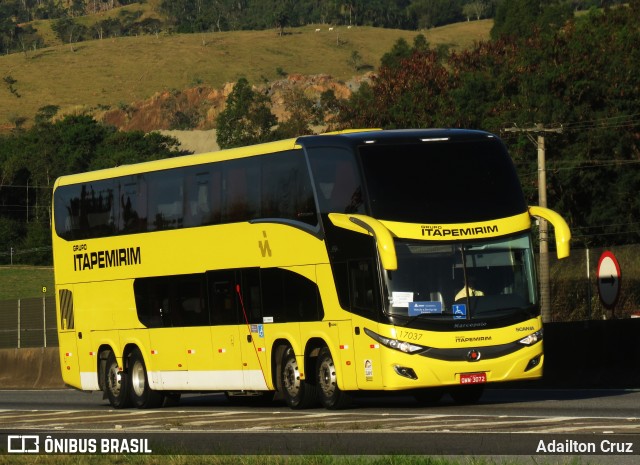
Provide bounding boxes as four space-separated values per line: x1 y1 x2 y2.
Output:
491 0 572 40
462 1 490 20
51 17 87 49
216 78 277 149
409 0 464 29
273 87 320 139
274 8 290 36
0 115 188 264
380 37 412 69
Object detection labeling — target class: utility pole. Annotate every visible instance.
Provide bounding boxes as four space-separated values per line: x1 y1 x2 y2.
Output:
503 123 562 323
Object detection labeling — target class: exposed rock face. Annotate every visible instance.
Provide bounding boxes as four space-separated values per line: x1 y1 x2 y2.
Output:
99 74 368 133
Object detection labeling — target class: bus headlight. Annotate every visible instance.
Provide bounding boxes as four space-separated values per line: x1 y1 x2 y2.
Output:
518 329 543 346
364 328 427 354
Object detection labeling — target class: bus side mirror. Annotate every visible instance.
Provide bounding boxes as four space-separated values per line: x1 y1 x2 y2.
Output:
328 213 398 270
528 206 571 259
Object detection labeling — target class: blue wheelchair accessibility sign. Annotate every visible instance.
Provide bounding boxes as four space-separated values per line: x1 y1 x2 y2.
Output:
452 304 467 320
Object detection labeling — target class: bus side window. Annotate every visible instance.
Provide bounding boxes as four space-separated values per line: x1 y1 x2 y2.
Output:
223 160 260 222
208 270 239 325
176 274 209 327
261 268 324 323
134 277 165 328
119 176 147 234
283 269 324 322
261 150 317 225
148 171 184 231
185 168 223 227
239 268 262 324
308 147 363 215
349 259 380 317
261 268 285 323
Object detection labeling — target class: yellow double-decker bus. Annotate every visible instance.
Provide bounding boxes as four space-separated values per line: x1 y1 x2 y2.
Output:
52 129 570 409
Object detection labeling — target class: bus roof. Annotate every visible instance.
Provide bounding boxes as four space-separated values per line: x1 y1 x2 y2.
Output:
297 128 497 148
53 128 497 188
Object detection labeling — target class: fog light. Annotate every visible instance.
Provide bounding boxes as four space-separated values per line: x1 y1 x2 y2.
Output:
525 355 541 372
393 365 418 380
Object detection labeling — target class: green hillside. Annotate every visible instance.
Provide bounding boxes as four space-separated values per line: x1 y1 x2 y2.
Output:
0 20 491 129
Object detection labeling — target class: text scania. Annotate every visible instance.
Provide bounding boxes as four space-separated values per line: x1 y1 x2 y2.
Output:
421 225 499 237
73 247 141 271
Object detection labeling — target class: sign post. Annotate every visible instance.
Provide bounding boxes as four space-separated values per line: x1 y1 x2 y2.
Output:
596 251 621 316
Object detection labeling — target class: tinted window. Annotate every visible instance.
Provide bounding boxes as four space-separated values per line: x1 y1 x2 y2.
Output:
147 171 183 230
323 221 381 317
184 167 223 227
54 150 317 240
262 151 317 225
349 259 380 316
54 180 117 240
359 139 526 223
239 268 262 324
222 158 260 223
135 267 325 328
207 270 240 326
134 274 208 328
261 268 324 322
307 147 364 215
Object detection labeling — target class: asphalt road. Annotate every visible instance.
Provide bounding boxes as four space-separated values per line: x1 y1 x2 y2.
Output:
1 387 639 460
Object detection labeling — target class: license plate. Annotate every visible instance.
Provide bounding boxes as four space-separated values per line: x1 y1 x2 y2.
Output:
460 372 487 385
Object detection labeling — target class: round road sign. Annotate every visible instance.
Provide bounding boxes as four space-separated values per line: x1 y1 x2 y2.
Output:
596 251 621 309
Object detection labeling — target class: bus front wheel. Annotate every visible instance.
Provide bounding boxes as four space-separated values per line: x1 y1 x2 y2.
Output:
129 348 164 409
281 347 317 409
316 347 351 410
104 351 131 409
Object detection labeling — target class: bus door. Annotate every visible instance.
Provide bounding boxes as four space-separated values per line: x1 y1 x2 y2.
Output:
236 269 269 390
207 270 248 390
346 259 384 389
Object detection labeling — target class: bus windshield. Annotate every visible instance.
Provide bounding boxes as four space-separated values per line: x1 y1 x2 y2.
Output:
358 137 526 223
385 233 538 322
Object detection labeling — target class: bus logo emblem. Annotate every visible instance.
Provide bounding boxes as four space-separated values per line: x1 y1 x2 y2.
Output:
258 231 272 257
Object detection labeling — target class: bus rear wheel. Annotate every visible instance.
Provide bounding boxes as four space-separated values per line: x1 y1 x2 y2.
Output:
129 348 164 409
104 351 131 409
281 347 317 409
316 347 351 410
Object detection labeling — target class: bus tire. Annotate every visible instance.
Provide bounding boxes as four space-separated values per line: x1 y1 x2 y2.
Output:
281 347 317 409
104 351 131 409
129 348 164 409
316 347 351 410
449 384 484 405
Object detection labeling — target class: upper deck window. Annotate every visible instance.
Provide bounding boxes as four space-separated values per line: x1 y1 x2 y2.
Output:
54 149 317 240
307 147 364 215
359 138 526 223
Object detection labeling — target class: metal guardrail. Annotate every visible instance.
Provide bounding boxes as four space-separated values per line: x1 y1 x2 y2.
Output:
0 297 57 349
